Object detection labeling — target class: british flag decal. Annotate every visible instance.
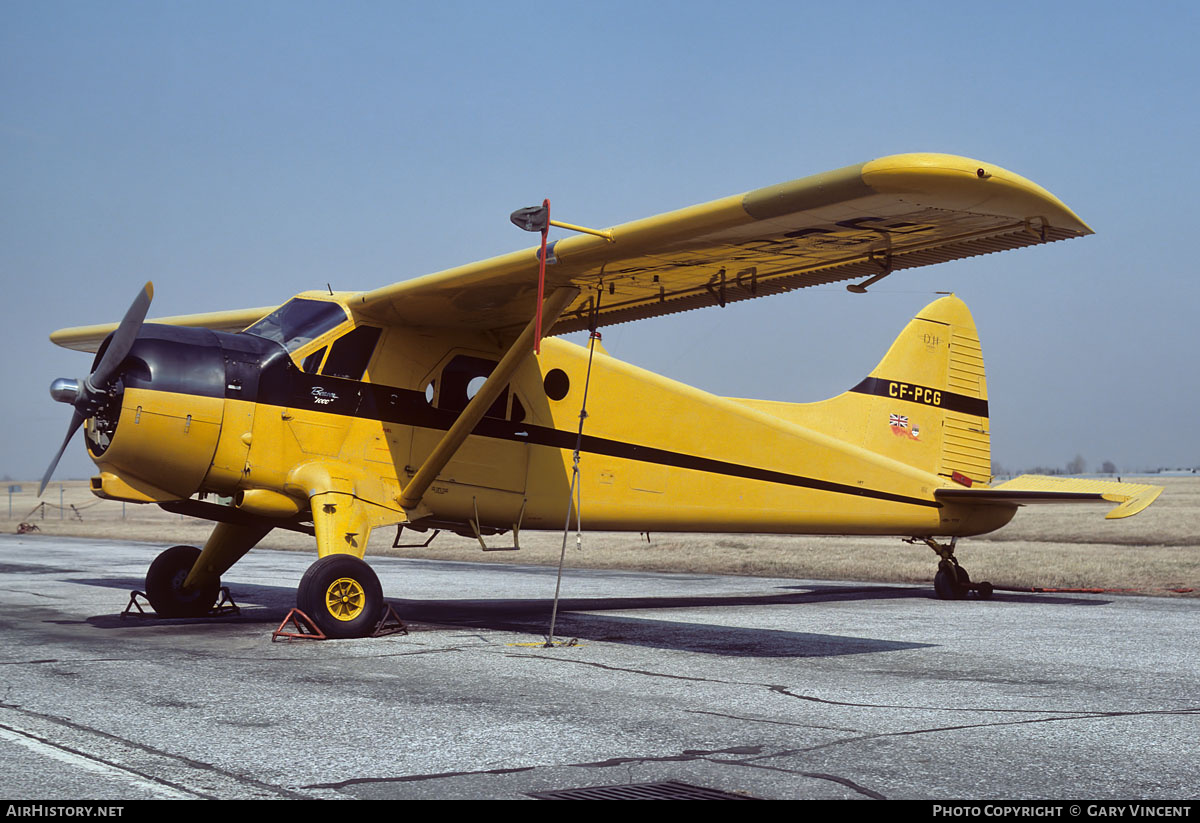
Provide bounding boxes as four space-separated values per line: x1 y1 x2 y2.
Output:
890 413 921 440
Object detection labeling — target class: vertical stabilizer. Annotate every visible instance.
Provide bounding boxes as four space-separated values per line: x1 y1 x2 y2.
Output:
847 294 990 483
745 294 991 485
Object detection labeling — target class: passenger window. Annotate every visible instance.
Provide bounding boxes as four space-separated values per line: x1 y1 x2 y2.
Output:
437 355 524 421
321 326 382 380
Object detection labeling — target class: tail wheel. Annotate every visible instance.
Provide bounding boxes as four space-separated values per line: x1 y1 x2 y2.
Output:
933 562 970 601
145 545 220 618
297 555 384 639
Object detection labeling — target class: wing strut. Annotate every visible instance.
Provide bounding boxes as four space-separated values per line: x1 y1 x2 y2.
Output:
397 286 580 514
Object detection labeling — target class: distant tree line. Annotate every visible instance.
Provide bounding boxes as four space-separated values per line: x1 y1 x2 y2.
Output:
992 455 1197 478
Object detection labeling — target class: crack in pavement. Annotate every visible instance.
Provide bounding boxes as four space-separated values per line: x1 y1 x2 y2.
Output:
570 745 887 799
505 651 725 683
721 759 887 799
686 708 861 733
301 743 887 800
0 657 131 667
0 721 204 800
737 706 1200 761
497 650 1199 796
2 646 465 666
0 701 311 799
302 765 536 789
510 652 1199 718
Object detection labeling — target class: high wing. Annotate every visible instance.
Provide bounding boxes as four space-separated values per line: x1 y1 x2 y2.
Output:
49 152 1091 349
50 306 276 353
349 152 1091 335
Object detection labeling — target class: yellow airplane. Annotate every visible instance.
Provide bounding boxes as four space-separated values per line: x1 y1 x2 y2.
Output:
41 153 1162 638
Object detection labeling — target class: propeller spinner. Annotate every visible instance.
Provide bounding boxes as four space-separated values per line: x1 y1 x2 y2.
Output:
39 282 154 495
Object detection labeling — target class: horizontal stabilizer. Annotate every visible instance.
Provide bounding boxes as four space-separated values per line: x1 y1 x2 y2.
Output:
935 475 1163 519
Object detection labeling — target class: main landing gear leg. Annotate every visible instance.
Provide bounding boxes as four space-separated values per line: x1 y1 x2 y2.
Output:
914 537 994 601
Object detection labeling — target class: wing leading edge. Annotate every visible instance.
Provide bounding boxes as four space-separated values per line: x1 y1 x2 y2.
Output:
350 152 1092 335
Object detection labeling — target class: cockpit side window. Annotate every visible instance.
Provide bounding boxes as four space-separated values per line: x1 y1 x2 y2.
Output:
244 299 348 352
301 347 327 374
321 326 382 381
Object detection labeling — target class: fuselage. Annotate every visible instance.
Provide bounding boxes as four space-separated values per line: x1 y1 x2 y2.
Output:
84 295 1014 540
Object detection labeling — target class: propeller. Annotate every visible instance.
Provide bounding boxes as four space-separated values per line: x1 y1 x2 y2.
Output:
39 282 154 495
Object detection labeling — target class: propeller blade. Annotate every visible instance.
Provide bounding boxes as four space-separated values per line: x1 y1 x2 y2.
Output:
39 408 86 496
91 281 154 388
40 282 154 496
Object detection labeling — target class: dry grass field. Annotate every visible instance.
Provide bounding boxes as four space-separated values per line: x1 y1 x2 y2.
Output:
5 475 1197 596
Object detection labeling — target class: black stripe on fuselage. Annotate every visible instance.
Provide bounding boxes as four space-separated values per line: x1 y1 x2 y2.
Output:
530 425 940 509
849 377 988 417
226 372 940 511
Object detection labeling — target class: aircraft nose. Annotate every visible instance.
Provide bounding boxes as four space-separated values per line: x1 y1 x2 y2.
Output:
50 377 80 405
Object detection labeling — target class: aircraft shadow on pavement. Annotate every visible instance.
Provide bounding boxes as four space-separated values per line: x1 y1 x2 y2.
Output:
77 577 297 630
772 582 1112 607
384 585 1104 657
397 599 933 658
72 575 1109 657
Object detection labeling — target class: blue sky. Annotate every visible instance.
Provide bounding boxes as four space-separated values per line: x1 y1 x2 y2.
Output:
2 1 1198 481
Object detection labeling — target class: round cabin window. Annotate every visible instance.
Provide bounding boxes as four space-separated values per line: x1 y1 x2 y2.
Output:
543 368 569 401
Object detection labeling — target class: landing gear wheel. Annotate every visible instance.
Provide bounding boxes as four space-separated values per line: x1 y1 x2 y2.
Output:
934 562 970 601
145 545 220 618
933 569 957 600
297 555 384 639
956 566 971 590
919 537 994 601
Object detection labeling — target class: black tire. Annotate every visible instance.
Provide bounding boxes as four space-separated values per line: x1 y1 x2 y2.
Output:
933 568 957 600
296 555 384 639
933 563 969 601
976 581 994 600
145 545 219 618
956 566 972 590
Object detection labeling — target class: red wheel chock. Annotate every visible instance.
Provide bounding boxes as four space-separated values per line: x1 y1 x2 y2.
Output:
272 609 326 641
371 604 408 637
271 604 408 641
123 590 150 617
123 587 240 619
211 587 240 616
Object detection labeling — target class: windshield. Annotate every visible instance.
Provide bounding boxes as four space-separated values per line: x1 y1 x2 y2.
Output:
244 299 348 352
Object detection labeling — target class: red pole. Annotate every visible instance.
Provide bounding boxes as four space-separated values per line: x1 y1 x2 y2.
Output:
534 198 549 354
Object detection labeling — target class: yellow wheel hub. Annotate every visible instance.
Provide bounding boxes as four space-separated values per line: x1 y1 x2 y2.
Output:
324 577 366 621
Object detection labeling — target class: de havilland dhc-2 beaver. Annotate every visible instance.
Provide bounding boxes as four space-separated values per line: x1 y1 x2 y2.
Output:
40 153 1162 638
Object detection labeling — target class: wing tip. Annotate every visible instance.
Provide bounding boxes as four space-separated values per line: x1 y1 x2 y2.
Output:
862 153 1092 235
